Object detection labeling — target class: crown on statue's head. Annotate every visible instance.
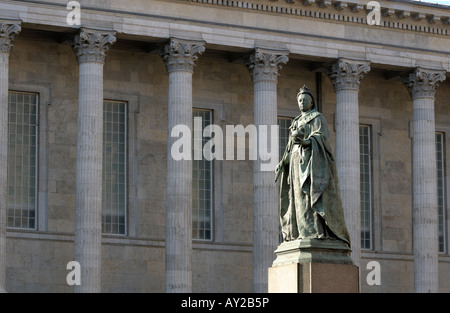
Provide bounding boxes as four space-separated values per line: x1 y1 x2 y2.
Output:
297 85 314 99
298 85 311 95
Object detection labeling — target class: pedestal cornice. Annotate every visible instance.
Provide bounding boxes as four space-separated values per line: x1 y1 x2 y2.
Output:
272 238 353 267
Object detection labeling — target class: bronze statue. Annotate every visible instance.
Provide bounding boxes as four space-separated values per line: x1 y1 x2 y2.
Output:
275 86 351 247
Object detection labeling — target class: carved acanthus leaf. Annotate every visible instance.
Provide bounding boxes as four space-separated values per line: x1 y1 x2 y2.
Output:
0 22 22 54
401 67 446 99
71 29 117 64
246 49 289 83
160 38 206 73
326 58 370 91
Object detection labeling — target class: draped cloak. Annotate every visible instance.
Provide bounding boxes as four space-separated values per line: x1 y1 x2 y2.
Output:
279 109 351 247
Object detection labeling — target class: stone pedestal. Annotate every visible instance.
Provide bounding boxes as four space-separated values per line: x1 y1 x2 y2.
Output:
269 262 359 293
268 239 359 293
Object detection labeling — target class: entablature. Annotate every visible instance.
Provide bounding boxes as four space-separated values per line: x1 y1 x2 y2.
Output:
0 0 449 74
181 0 450 35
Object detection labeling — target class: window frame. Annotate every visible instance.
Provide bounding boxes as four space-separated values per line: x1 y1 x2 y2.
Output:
6 91 39 230
436 130 448 254
102 91 139 238
192 108 214 242
358 117 381 252
102 99 128 236
7 83 51 232
191 100 225 243
360 124 373 250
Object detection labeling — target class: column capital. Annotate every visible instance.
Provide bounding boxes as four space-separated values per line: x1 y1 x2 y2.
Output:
160 38 205 73
326 58 370 91
71 28 117 64
401 67 446 100
0 21 22 54
245 48 289 83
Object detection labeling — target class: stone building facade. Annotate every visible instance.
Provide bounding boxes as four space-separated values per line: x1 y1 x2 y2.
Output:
0 0 449 293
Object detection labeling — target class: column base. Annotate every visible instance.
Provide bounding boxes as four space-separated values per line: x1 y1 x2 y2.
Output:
268 239 359 293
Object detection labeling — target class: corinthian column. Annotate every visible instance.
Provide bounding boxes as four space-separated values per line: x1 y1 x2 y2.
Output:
160 38 205 293
0 20 21 294
71 28 116 293
326 58 370 268
246 48 289 293
402 67 446 293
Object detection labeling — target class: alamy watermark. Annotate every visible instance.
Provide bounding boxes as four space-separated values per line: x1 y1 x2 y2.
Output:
65 1 382 28
366 260 381 286
66 260 381 286
171 117 279 172
66 1 81 26
66 261 81 286
366 1 381 26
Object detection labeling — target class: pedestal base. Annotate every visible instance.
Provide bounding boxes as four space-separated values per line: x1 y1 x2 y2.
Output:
268 262 359 293
268 239 359 293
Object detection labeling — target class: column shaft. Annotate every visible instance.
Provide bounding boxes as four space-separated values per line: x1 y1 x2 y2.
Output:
412 97 438 292
246 49 288 293
335 88 360 266
166 70 193 293
402 67 446 292
326 58 370 268
74 62 104 293
0 52 8 293
0 21 21 293
253 80 279 293
71 28 116 293
160 38 205 293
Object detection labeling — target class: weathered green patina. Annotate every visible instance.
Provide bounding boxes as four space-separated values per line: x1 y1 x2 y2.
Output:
275 86 351 248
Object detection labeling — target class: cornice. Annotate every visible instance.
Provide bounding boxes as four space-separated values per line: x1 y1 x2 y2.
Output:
183 0 450 36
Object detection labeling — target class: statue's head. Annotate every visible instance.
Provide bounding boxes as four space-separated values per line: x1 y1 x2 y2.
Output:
296 85 316 112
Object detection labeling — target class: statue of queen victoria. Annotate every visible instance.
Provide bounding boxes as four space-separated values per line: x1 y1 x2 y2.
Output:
275 86 351 248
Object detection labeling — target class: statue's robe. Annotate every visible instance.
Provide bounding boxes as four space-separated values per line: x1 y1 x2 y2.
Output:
279 109 351 247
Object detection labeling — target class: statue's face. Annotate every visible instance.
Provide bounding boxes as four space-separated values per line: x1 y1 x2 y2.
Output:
297 94 313 112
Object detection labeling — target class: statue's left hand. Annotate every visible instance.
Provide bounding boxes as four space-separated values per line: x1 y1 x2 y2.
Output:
291 129 304 140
